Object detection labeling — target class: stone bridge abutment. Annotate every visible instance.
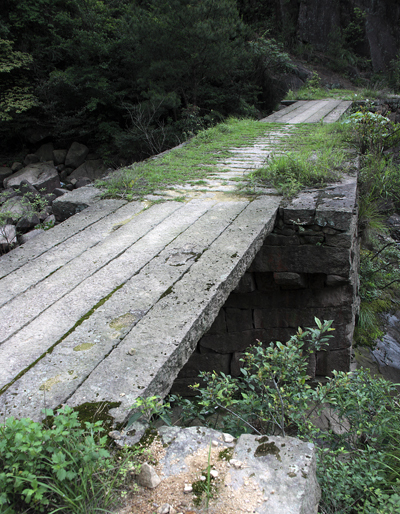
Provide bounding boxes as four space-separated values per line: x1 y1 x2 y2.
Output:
173 179 359 395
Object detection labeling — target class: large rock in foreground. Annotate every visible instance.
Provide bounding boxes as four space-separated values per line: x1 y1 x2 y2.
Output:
132 426 320 514
4 163 60 193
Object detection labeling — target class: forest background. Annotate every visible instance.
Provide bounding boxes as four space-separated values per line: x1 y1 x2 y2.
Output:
1 0 400 165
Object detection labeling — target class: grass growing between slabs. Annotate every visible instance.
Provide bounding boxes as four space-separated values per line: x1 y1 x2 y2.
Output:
244 121 354 197
96 118 276 200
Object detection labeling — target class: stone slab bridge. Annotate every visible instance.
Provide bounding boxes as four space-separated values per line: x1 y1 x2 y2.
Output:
0 100 358 425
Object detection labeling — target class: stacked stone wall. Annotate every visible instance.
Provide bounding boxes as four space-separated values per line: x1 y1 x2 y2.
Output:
172 178 359 395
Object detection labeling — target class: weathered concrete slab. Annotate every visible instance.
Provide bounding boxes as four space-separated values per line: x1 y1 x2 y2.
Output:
306 99 341 122
261 99 352 124
0 201 146 307
0 199 222 391
0 199 127 278
323 101 352 123
66 196 280 423
0 202 183 344
0 200 256 419
260 101 307 122
289 100 330 124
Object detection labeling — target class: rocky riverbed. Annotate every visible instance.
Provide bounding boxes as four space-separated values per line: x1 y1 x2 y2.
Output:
0 141 108 252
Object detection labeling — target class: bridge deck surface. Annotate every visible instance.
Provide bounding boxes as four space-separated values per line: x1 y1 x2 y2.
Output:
0 100 350 424
260 99 352 123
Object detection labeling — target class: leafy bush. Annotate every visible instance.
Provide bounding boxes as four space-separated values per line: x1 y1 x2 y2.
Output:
0 406 133 514
143 318 400 514
344 110 400 155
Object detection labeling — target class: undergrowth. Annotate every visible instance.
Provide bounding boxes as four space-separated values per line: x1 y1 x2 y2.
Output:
134 319 400 514
0 406 139 514
284 71 389 102
245 122 352 197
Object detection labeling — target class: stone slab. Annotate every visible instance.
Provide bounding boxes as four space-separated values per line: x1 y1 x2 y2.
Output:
306 99 341 123
315 180 357 231
323 101 352 123
289 100 330 124
66 196 281 423
0 201 184 345
0 201 145 307
0 200 127 278
283 191 319 225
0 200 252 419
274 100 321 124
260 101 307 122
0 199 226 394
250 243 351 275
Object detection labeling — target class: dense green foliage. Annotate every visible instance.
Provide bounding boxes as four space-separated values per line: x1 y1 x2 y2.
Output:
0 0 293 160
0 406 137 513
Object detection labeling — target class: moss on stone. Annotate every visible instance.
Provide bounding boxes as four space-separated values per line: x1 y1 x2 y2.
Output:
254 441 281 461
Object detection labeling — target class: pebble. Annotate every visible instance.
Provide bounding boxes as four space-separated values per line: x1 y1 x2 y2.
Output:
223 433 235 443
183 484 193 494
210 469 219 478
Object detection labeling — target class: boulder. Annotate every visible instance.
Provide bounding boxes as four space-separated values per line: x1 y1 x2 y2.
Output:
1 196 32 222
11 162 23 172
65 142 89 169
53 188 68 197
68 159 106 181
4 163 61 193
154 426 320 514
35 143 54 162
19 180 39 196
0 167 13 187
52 186 102 221
0 188 20 205
75 177 92 188
16 213 40 231
53 149 68 166
24 154 39 166
0 224 17 251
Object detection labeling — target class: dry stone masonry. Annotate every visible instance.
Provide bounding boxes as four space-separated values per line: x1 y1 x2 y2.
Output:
173 176 359 394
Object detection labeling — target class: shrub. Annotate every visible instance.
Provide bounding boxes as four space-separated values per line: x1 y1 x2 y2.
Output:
150 318 400 514
0 406 133 514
